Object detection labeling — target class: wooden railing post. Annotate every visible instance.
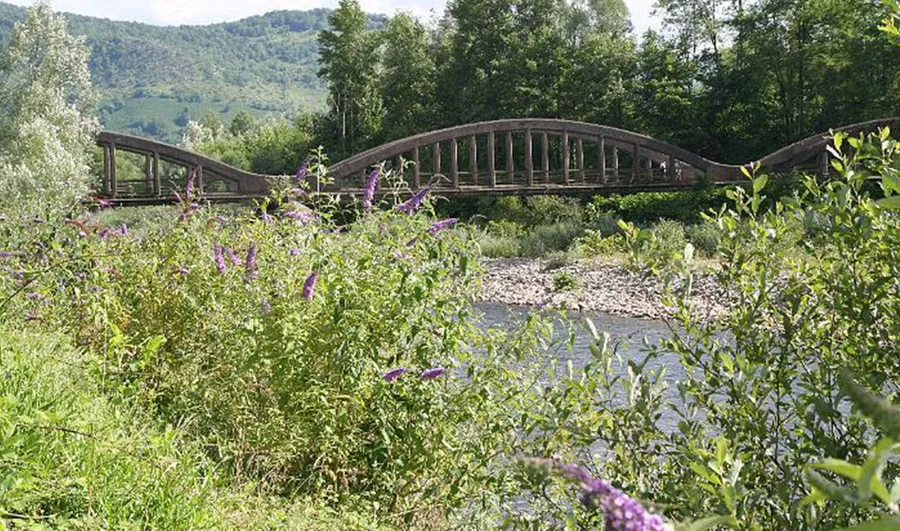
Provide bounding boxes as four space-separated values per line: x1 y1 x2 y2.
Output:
396 155 403 179
577 138 585 182
109 142 118 198
144 154 153 195
152 151 160 196
433 143 441 178
487 132 497 188
102 144 110 196
630 143 638 184
525 129 534 187
613 147 620 182
562 131 570 185
469 135 478 185
598 137 606 184
506 132 514 183
541 133 550 183
413 147 421 188
450 138 459 188
668 154 676 181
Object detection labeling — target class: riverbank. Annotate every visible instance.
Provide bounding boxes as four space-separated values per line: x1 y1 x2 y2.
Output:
481 258 726 320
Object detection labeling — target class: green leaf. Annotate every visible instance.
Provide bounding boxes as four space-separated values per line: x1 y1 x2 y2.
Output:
838 372 900 438
839 516 900 531
753 175 768 194
859 438 896 504
679 515 738 531
876 196 900 210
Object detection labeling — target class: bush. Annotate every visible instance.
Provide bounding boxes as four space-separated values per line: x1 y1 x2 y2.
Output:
543 250 574 270
586 189 728 224
647 219 687 256
523 195 582 225
685 219 722 256
477 233 521 257
569 229 626 258
0 326 390 530
519 221 584 257
552 271 580 292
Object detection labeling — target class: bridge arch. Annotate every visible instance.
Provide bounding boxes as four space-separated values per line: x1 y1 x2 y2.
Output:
95 117 900 203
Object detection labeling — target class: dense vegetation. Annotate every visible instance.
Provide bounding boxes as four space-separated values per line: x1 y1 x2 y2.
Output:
2 3 900 531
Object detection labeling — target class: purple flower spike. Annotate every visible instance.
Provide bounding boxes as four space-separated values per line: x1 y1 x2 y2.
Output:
261 297 271 315
185 169 197 202
302 271 318 300
259 210 273 224
0 252 12 258
294 160 309 184
529 459 671 531
427 218 458 235
225 248 241 266
382 367 409 382
397 187 430 214
284 211 317 225
245 245 258 280
119 224 128 236
213 245 227 274
362 169 379 211
419 367 446 380
289 248 300 256
177 267 189 275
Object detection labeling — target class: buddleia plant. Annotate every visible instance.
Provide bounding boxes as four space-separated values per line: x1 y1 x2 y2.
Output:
804 371 900 530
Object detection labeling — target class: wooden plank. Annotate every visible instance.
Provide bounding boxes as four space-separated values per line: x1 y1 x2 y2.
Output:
562 131 570 185
598 137 606 184
525 129 533 187
469 134 478 184
450 138 459 188
487 132 496 188
577 138 585 182
413 147 420 188
542 133 550 183
505 132 514 183
433 142 441 177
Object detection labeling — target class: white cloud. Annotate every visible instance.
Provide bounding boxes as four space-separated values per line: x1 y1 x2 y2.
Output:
6 0 660 33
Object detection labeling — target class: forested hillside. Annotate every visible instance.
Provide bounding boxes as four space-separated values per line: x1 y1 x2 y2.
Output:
0 2 384 142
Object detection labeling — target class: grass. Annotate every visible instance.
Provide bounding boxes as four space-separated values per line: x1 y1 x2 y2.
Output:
0 325 391 530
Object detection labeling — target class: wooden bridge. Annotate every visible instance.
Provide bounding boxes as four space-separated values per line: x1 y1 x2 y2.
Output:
97 117 900 204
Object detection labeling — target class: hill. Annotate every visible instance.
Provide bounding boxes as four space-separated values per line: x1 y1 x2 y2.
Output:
0 2 385 142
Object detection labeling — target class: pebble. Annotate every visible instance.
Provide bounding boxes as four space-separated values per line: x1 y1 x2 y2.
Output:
480 258 727 320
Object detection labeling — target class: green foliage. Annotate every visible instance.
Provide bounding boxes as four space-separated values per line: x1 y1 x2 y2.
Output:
0 326 391 530
193 115 314 174
551 270 580 291
586 189 728 224
569 229 626 257
0 2 98 220
684 219 722 256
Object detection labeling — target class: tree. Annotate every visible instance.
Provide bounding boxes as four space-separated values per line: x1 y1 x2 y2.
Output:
380 13 436 141
0 2 98 219
317 0 383 158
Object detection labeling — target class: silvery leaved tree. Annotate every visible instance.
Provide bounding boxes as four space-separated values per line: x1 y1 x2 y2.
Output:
0 1 98 221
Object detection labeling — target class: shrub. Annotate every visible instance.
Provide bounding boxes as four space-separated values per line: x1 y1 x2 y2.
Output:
543 250 574 270
570 229 626 258
485 219 526 238
586 189 728 224
477 233 521 257
523 195 582 225
519 221 584 257
647 219 687 256
685 219 722 256
552 271 580 292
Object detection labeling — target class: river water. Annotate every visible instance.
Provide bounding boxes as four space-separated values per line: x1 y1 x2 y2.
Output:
476 302 686 432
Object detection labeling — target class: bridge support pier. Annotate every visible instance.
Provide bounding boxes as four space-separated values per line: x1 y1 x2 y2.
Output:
598 136 606 184
487 132 496 188
525 129 533 187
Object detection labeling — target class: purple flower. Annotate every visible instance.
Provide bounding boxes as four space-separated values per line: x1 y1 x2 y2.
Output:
261 297 271 315
185 169 196 202
289 248 300 257
427 218 458 235
225 248 241 266
177 267 189 275
283 211 317 225
245 245 258 280
213 245 227 274
119 224 128 236
259 210 273 223
392 251 412 261
419 367 446 380
397 187 430 214
0 252 12 258
294 160 308 185
26 292 45 301
302 272 318 300
527 459 671 531
215 215 228 225
382 367 409 382
98 228 111 239
362 169 379 211
95 197 112 208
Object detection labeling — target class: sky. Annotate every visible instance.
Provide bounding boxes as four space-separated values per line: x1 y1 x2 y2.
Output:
6 0 662 34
